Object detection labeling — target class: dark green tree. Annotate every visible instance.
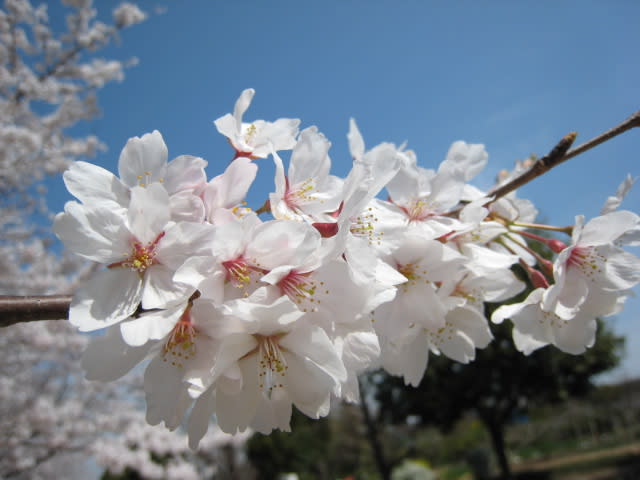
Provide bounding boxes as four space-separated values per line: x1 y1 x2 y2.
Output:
373 313 624 480
246 403 380 480
247 410 334 480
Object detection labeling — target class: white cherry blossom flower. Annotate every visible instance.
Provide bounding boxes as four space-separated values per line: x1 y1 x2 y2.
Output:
54 183 215 331
270 127 343 222
214 88 300 159
373 235 481 385
184 288 346 444
63 130 208 221
542 211 640 320
201 157 258 224
493 288 598 355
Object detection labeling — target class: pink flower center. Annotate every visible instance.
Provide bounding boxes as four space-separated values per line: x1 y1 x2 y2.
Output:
397 261 429 293
567 245 591 268
109 232 165 273
256 335 288 396
163 309 197 368
278 269 323 313
400 198 436 222
566 245 605 279
350 207 382 245
222 257 262 288
282 176 319 213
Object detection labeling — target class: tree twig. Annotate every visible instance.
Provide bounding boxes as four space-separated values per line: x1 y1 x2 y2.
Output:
488 110 640 202
0 296 71 328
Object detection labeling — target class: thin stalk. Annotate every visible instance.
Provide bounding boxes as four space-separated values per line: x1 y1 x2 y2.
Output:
510 222 573 235
488 110 640 202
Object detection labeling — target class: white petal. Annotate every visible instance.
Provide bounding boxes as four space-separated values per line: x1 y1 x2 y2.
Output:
187 389 216 449
144 355 193 428
142 264 192 309
280 324 347 384
448 307 493 349
165 154 207 195
381 334 430 387
247 220 321 271
580 210 640 246
169 191 205 223
441 141 488 182
512 329 548 355
552 313 597 355
214 113 238 139
282 351 333 418
233 88 255 129
348 118 365 161
289 127 331 184
64 161 129 207
156 221 216 269
549 270 588 320
210 334 258 384
204 157 258 213
120 303 185 346
253 118 300 155
215 355 260 434
599 245 640 290
69 268 143 331
127 183 170 244
81 325 153 381
491 288 544 324
53 202 129 263
251 388 292 434
600 175 636 215
118 130 168 188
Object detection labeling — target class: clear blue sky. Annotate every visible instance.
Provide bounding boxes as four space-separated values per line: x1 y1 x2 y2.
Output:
47 1 639 381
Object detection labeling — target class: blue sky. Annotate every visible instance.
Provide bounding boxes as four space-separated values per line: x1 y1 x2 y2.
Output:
47 1 639 381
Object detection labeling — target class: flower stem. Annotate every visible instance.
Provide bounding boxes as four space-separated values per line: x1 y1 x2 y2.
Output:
511 222 573 235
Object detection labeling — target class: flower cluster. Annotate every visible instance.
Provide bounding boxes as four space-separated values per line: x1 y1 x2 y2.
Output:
54 89 640 447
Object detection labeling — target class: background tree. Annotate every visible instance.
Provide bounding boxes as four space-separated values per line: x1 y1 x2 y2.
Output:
373 315 624 480
0 2 152 477
247 404 384 480
0 0 146 295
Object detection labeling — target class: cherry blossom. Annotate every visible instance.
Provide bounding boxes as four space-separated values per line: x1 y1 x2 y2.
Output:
542 211 640 320
493 288 598 355
44 87 640 449
54 183 215 331
214 88 300 159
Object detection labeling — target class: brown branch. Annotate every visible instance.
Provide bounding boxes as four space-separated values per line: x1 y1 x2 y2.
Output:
488 110 640 202
0 296 71 328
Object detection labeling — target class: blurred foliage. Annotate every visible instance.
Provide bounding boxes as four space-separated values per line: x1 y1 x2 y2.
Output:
247 405 378 480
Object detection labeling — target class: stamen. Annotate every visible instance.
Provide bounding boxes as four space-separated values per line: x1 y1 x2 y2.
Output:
244 123 258 144
256 335 288 397
400 198 439 222
222 257 263 289
397 262 429 292
278 270 321 313
162 309 197 368
136 171 164 188
567 246 605 281
108 232 165 273
350 208 382 245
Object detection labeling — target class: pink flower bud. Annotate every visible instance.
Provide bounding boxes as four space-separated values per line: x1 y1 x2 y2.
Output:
529 268 550 289
548 239 567 253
